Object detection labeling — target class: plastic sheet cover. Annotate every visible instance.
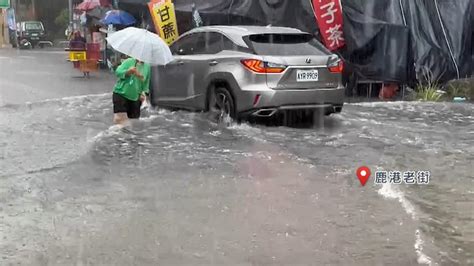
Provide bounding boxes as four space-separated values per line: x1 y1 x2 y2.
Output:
135 0 473 83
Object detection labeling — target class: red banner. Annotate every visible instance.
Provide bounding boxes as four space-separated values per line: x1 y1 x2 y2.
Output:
311 0 345 51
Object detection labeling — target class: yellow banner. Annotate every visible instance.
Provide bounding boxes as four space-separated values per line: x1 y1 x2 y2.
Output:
148 0 169 33
148 0 179 46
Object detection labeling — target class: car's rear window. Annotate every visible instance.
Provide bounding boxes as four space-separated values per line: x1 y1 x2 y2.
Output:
25 23 43 31
246 33 330 56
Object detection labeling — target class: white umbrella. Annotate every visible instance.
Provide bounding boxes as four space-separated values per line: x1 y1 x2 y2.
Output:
106 27 173 65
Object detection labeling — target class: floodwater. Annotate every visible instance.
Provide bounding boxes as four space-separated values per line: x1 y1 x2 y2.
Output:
0 94 473 265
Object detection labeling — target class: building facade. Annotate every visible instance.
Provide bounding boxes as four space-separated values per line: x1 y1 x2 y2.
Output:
0 8 11 47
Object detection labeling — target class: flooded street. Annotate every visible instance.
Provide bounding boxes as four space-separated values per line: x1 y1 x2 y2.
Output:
0 93 473 265
1 50 473 265
1 0 473 262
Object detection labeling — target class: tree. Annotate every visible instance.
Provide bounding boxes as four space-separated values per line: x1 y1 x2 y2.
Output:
55 8 69 29
36 0 68 38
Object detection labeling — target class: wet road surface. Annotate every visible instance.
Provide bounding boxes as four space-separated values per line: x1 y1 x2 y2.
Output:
0 48 113 105
0 50 473 265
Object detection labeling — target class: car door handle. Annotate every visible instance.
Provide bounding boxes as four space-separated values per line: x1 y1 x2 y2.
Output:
177 61 184 66
209 60 219 66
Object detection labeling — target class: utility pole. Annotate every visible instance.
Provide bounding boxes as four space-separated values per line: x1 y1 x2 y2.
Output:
31 0 35 19
68 0 72 24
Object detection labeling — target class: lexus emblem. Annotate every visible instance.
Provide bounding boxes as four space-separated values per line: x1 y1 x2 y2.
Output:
306 58 312 64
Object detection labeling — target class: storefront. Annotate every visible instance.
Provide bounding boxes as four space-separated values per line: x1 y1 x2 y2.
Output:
0 1 11 47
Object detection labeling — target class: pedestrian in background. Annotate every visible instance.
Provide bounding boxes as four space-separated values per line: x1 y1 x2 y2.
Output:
69 31 87 50
112 57 151 126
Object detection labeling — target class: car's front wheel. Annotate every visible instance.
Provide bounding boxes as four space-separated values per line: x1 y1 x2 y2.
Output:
209 86 236 124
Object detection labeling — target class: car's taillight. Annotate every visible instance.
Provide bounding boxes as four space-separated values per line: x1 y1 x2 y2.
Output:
328 60 344 73
241 59 265 73
241 59 286 74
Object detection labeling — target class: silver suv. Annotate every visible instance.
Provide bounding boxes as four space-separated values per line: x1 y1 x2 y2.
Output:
150 26 345 121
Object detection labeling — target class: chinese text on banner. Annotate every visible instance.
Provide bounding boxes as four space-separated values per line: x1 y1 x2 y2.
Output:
312 0 345 51
148 0 179 46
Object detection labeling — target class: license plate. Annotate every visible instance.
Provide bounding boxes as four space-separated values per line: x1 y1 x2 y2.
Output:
32 33 38 36
297 70 319 82
31 37 39 40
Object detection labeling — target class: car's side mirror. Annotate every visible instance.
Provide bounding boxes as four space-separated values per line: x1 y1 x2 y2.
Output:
171 47 183 55
173 47 194 56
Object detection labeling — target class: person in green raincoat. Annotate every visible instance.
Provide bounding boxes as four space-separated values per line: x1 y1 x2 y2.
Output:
112 56 151 125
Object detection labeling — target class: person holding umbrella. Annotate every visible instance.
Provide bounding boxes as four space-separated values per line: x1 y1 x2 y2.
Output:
112 57 151 125
106 27 173 126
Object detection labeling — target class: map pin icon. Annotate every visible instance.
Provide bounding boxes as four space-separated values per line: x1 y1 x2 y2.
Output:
356 166 371 186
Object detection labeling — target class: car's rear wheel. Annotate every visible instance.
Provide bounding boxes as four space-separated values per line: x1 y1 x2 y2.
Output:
209 86 236 123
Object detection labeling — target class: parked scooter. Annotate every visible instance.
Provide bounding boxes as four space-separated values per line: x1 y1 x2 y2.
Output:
19 38 32 49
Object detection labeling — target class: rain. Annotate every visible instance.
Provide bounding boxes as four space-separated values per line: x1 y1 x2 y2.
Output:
0 0 473 265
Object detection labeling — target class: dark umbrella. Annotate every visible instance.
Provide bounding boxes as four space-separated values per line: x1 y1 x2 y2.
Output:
85 6 111 26
87 6 112 19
